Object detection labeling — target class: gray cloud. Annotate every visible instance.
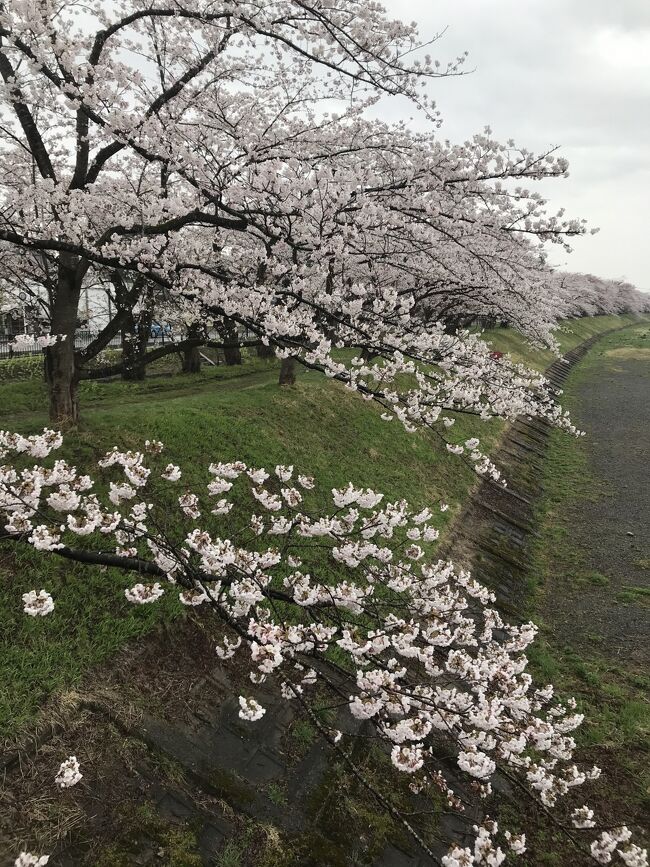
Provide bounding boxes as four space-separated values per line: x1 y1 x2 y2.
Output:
379 0 650 289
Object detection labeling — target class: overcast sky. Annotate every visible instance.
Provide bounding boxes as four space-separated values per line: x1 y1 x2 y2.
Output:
380 0 650 290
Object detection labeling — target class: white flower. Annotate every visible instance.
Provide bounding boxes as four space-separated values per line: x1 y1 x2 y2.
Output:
46 486 81 512
22 589 54 616
211 499 233 515
247 468 269 485
458 750 496 780
571 806 596 829
442 847 474 867
108 482 136 505
404 544 424 560
179 589 208 606
209 461 245 479
422 525 440 542
238 696 266 721
619 845 648 867
208 477 232 496
281 487 302 506
216 636 242 659
55 755 82 789
14 854 49 867
504 831 526 855
28 525 63 551
4 514 33 535
275 464 293 482
251 488 282 511
124 583 164 604
178 493 200 519
391 744 424 773
161 464 182 481
412 508 432 524
66 514 99 536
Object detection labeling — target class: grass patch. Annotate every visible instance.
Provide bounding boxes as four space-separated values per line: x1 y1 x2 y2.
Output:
265 782 288 807
578 570 610 587
482 313 641 370
0 362 504 738
0 314 644 740
616 586 650 605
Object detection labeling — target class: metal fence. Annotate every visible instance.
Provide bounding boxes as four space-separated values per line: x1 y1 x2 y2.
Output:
0 326 248 362
0 329 187 361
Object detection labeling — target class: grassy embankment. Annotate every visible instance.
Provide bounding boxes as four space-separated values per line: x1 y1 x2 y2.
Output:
0 313 637 739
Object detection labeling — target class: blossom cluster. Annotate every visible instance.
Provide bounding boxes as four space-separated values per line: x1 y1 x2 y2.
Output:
1 431 646 865
54 756 83 789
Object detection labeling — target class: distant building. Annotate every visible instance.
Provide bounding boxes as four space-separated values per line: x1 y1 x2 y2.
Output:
0 309 24 337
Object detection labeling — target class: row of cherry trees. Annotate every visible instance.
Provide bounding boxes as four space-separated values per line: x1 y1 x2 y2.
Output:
1 2 648 865
551 273 649 318
2 0 647 424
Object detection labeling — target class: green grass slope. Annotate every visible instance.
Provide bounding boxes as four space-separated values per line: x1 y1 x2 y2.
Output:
482 313 640 369
0 361 502 736
0 313 642 737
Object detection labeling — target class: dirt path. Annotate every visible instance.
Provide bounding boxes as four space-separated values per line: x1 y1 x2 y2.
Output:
542 328 650 665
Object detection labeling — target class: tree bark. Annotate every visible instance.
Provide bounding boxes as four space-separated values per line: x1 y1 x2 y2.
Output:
278 356 296 386
182 345 202 372
45 256 81 425
256 342 275 360
222 320 242 365
182 324 202 373
121 309 151 380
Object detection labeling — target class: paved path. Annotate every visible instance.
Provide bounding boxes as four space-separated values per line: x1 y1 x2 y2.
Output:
543 331 650 664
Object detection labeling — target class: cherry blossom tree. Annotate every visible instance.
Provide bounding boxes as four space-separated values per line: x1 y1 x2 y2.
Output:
1 430 647 866
0 0 452 420
551 272 650 318
0 0 601 426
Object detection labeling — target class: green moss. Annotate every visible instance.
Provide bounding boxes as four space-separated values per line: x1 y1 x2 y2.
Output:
207 767 255 808
94 804 202 867
287 719 317 755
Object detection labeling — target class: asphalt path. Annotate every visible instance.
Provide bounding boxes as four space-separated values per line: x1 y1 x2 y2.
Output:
545 333 650 665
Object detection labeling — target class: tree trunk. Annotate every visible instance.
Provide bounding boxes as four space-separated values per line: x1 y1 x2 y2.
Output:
44 334 80 425
182 323 203 372
278 356 296 386
121 309 151 380
256 342 275 360
45 259 81 425
223 343 242 365
442 314 463 335
182 343 202 374
222 320 242 366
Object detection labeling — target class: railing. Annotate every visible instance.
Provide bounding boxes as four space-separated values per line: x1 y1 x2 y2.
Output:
0 330 126 360
0 327 235 361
